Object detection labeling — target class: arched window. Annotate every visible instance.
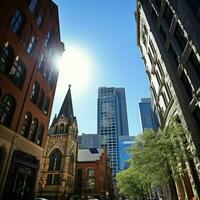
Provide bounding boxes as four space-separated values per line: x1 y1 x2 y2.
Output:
8 57 26 89
30 81 40 104
44 31 52 48
43 96 49 115
67 154 74 174
37 89 44 109
38 53 45 72
54 125 58 134
86 168 95 189
29 118 38 142
11 10 24 36
59 123 64 134
20 112 32 137
29 0 37 13
65 124 69 133
0 95 16 127
0 42 14 74
48 149 62 171
35 123 44 145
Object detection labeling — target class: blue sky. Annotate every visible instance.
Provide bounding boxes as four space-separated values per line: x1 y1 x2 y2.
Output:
51 0 150 136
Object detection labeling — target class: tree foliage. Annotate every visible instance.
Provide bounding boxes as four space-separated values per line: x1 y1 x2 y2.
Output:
116 120 192 198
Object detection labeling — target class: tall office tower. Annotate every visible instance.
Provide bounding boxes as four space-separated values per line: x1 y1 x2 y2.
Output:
0 0 64 199
118 135 135 171
97 87 129 175
139 98 158 132
78 133 101 149
136 0 200 198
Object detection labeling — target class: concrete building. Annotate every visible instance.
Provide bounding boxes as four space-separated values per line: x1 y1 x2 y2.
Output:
139 98 158 132
118 136 135 171
97 87 129 175
37 86 78 200
0 0 64 199
75 147 114 200
78 133 101 149
136 0 200 199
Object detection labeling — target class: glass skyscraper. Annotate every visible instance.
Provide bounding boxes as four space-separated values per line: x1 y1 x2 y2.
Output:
97 87 129 175
139 98 158 132
118 136 135 171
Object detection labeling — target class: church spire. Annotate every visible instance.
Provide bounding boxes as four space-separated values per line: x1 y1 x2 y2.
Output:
57 85 74 119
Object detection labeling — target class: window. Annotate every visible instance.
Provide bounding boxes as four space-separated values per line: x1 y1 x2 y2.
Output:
8 57 26 89
180 73 193 100
27 36 37 55
0 43 14 73
163 4 173 28
44 31 52 48
193 106 200 129
168 44 179 69
38 53 45 72
174 24 187 52
30 81 40 104
159 24 167 42
29 118 38 141
86 168 95 189
152 0 162 10
20 112 32 137
43 96 50 115
36 15 43 26
37 89 44 109
0 95 16 127
151 7 158 23
11 10 24 36
35 123 44 145
48 149 62 171
188 50 200 80
29 0 37 13
59 123 64 134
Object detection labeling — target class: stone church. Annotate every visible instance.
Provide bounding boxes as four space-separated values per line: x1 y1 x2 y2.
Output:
37 86 78 200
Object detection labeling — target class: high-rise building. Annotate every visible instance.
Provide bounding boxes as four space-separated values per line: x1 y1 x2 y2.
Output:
97 87 129 175
0 0 64 199
37 86 78 199
139 98 158 132
136 0 200 198
118 136 135 171
78 133 101 149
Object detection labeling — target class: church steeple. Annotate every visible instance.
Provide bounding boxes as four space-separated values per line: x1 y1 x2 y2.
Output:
57 85 74 119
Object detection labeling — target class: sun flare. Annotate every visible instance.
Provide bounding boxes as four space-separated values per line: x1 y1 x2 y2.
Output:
56 46 93 96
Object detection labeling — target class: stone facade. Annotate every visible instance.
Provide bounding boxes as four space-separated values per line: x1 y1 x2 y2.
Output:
136 0 200 199
37 87 78 200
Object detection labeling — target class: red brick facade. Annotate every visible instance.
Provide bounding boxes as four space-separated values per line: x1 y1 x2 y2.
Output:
75 148 114 200
0 0 64 199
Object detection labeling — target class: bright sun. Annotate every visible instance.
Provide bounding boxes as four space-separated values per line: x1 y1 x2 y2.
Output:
56 46 93 95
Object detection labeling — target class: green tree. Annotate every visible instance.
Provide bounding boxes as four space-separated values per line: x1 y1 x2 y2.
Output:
117 121 193 199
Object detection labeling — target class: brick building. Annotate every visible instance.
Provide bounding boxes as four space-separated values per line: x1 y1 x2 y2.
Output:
0 0 64 199
37 86 78 200
75 147 114 200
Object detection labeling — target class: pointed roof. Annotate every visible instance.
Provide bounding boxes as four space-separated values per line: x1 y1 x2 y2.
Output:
57 85 74 119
